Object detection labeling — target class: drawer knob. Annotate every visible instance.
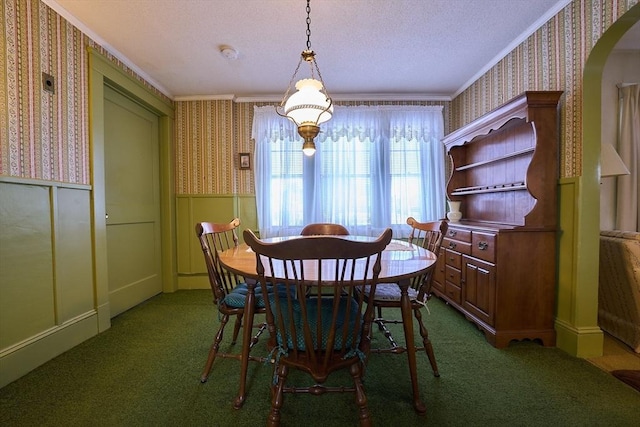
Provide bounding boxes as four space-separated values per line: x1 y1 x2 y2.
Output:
448 230 457 237
448 242 457 249
478 241 489 250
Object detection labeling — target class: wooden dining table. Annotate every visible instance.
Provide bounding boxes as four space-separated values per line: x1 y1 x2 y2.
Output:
218 234 437 414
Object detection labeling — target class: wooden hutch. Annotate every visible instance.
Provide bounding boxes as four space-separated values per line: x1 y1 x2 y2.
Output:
432 91 563 348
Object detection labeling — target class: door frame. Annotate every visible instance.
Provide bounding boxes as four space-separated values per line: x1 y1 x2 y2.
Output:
88 48 175 332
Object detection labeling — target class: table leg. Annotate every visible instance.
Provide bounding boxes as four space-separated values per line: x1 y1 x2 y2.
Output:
233 281 256 409
399 279 427 414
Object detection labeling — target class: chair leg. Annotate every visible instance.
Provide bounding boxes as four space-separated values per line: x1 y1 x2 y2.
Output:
414 308 439 377
350 362 372 427
201 313 230 383
231 313 243 344
267 363 287 427
234 291 258 409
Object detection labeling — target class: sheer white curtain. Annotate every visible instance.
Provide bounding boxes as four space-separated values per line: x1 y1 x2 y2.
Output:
252 105 446 238
615 84 640 231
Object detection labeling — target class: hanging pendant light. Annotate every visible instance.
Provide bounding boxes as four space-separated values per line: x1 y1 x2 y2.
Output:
276 0 333 156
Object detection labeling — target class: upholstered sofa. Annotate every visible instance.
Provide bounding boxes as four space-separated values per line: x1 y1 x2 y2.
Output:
598 230 640 353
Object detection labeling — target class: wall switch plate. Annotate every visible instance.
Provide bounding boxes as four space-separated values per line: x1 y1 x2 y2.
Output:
42 72 55 94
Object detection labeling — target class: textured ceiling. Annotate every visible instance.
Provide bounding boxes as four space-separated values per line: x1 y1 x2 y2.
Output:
44 0 636 101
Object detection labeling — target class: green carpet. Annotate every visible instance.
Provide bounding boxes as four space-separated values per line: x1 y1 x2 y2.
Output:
1 290 639 426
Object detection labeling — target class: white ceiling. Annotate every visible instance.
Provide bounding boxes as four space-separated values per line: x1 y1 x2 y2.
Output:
44 0 636 101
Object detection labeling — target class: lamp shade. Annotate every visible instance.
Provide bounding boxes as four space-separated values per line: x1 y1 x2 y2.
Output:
601 143 630 178
284 78 333 125
302 141 316 156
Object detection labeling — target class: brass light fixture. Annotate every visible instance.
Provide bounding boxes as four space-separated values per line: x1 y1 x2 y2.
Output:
276 0 333 156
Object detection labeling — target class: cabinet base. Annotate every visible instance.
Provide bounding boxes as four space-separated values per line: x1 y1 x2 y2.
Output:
480 326 557 349
434 293 556 348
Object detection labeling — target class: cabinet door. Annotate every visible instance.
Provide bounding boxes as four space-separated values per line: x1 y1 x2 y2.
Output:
432 247 446 294
462 255 496 325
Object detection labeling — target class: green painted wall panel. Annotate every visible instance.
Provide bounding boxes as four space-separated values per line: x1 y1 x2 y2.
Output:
237 195 258 242
0 183 55 349
191 196 235 225
56 188 94 321
557 179 578 323
176 197 192 274
0 180 100 387
175 195 253 289
555 177 604 357
176 195 237 275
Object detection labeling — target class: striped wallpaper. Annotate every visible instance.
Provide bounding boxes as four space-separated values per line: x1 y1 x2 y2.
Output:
0 0 171 185
1 0 89 183
452 0 639 178
174 100 449 195
1 0 638 190
174 100 235 194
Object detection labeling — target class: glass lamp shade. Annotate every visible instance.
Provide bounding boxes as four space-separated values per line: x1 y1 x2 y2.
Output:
302 141 316 156
284 78 333 125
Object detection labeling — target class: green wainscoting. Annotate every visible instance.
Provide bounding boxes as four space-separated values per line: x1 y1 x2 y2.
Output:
176 194 257 290
0 178 97 388
555 177 604 358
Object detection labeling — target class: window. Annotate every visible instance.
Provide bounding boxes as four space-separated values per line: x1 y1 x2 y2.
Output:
252 105 446 238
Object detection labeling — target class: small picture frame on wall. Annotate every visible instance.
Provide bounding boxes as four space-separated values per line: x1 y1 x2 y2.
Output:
239 152 251 170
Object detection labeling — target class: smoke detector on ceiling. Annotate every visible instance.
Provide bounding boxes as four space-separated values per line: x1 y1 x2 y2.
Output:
220 46 239 60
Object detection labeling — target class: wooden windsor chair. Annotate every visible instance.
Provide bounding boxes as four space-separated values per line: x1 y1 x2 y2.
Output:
244 228 392 427
196 218 274 408
365 217 447 377
300 222 350 236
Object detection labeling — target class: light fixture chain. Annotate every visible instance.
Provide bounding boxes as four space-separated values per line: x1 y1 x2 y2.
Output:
312 60 330 100
306 0 311 50
279 57 304 107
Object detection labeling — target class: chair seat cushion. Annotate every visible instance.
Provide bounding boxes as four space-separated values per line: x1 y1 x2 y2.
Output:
269 294 361 351
223 283 282 309
365 283 418 302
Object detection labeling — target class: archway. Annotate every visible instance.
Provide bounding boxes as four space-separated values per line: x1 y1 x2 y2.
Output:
579 4 640 356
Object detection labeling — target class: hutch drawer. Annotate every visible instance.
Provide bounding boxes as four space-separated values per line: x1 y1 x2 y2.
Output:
444 281 462 305
444 249 462 269
443 238 471 255
445 227 471 242
445 264 461 284
471 231 496 263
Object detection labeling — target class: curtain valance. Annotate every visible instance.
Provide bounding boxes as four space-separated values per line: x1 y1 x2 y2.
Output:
252 105 444 144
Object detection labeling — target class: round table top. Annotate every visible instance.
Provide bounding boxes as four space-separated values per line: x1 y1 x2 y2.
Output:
218 235 437 283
